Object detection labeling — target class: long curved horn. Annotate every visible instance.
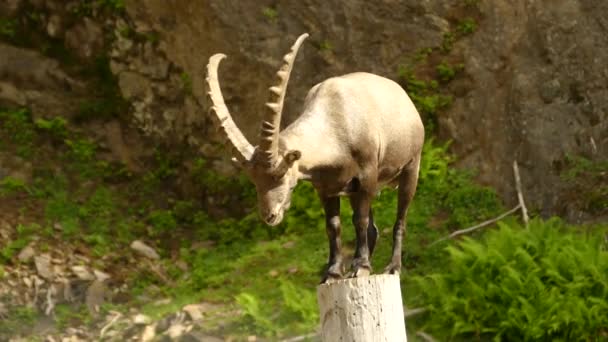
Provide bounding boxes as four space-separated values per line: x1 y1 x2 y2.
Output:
206 54 254 161
258 33 309 168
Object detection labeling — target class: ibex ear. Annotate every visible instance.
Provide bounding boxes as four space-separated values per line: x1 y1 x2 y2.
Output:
284 150 301 166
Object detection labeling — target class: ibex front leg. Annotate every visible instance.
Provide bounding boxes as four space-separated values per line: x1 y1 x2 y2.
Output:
350 190 375 277
321 196 343 283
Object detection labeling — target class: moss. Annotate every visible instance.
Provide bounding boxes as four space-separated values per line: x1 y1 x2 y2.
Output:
261 7 279 22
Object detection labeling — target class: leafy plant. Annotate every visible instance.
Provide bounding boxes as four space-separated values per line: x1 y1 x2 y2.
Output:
457 18 477 35
0 108 35 157
413 218 608 340
66 139 96 161
0 19 16 39
35 117 68 139
261 7 279 22
76 55 129 122
98 0 126 12
0 177 28 196
319 40 333 52
0 223 39 263
148 209 178 233
180 72 193 95
436 61 464 82
440 32 455 53
561 155 608 180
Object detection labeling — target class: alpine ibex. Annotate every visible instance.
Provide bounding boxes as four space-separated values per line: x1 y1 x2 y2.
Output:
206 33 424 282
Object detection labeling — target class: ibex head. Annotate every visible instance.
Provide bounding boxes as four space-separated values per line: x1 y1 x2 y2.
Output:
206 33 308 226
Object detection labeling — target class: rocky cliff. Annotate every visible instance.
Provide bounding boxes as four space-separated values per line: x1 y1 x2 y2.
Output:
0 0 605 221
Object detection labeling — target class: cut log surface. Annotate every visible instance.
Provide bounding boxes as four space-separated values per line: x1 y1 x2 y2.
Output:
317 274 407 342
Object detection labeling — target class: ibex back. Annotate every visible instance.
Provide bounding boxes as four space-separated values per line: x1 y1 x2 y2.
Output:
206 33 424 282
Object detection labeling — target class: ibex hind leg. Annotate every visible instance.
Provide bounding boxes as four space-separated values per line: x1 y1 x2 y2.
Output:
384 157 420 275
349 191 375 278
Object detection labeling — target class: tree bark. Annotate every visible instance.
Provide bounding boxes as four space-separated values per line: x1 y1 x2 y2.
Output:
317 274 407 341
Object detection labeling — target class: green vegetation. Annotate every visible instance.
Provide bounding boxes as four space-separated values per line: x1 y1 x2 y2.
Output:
0 108 35 157
180 72 193 95
54 304 92 329
561 155 608 214
72 0 126 17
0 177 28 196
0 4 604 339
561 155 608 181
398 65 452 131
319 40 333 52
0 223 39 263
440 32 456 53
34 117 68 139
412 218 608 340
457 17 477 35
261 7 279 22
2 102 505 337
0 307 37 336
77 56 130 122
436 61 464 82
0 19 16 39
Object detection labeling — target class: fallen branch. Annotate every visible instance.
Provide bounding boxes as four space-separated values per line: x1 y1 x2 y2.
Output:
404 306 428 319
430 205 521 246
416 330 438 342
280 332 319 342
100 311 122 338
512 161 529 228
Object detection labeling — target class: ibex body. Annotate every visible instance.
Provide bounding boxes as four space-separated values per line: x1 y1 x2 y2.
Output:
206 34 424 281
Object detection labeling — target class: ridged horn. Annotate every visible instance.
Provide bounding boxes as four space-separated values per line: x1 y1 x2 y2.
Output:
206 54 254 161
258 33 309 168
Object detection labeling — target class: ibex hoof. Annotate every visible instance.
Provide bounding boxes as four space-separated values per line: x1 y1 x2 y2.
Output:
383 262 402 275
321 273 343 284
351 267 371 278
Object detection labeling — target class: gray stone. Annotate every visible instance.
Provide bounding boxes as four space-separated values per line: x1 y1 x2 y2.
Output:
64 18 104 60
85 280 106 314
130 240 160 260
34 254 54 280
46 14 64 38
17 244 35 263
118 71 150 100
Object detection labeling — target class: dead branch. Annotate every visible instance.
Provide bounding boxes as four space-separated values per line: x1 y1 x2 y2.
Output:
100 311 122 338
416 330 438 342
280 333 319 342
512 160 529 228
430 205 521 246
404 306 428 319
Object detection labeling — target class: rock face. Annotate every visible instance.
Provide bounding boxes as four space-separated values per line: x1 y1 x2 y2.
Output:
121 0 606 219
441 0 608 220
0 0 605 219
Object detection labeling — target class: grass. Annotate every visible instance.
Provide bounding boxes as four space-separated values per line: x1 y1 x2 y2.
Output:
0 103 506 338
0 307 37 337
560 155 608 214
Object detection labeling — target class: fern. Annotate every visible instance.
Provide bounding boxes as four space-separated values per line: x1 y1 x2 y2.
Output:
414 218 608 340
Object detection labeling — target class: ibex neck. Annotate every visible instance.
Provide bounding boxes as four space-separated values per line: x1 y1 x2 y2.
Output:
279 123 329 181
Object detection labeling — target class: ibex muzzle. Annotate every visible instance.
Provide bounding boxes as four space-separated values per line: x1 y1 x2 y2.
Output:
206 33 424 282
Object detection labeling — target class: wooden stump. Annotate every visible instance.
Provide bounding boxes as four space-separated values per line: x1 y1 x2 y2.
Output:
317 274 407 341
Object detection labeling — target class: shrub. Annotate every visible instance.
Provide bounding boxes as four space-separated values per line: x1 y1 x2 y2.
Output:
457 18 477 35
413 218 608 341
